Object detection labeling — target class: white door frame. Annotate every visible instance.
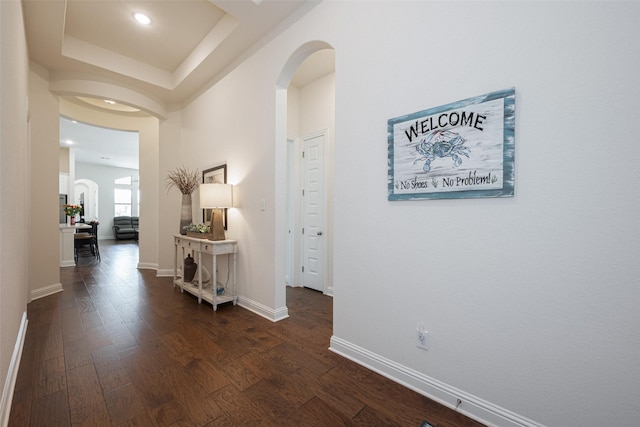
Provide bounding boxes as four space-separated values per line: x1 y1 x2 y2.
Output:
285 135 301 287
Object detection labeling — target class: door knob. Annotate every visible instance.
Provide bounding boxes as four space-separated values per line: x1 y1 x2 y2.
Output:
317 231 323 236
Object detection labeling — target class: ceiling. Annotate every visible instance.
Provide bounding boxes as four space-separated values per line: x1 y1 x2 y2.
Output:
23 0 335 170
23 0 330 107
60 117 140 170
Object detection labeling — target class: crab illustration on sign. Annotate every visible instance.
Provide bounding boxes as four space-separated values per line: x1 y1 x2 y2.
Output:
415 130 471 172
388 88 515 200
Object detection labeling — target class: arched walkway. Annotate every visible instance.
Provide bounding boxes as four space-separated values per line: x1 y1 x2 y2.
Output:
274 41 335 315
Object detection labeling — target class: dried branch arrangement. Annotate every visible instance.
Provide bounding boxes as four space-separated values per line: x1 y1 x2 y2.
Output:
166 165 200 195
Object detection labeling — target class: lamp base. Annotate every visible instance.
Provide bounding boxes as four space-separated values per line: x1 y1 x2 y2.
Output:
210 208 226 241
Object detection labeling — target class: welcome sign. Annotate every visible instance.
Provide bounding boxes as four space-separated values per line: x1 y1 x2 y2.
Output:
388 88 515 200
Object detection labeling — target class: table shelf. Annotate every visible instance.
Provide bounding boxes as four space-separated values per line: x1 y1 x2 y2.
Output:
173 235 238 311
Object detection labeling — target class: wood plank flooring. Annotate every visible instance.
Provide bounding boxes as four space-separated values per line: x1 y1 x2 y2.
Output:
9 240 484 426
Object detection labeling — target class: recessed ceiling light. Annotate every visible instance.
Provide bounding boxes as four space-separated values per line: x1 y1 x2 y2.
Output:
133 12 151 25
65 139 74 145
77 96 141 113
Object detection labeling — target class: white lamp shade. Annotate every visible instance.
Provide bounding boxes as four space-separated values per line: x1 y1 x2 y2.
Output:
199 183 233 208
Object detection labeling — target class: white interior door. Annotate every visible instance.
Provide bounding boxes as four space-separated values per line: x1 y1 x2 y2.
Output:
302 133 326 292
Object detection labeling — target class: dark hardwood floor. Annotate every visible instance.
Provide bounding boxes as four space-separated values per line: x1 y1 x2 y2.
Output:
9 240 484 426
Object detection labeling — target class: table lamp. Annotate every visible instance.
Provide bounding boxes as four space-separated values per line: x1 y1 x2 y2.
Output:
199 183 233 241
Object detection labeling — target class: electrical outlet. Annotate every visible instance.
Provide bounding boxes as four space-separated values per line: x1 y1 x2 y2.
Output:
417 324 429 350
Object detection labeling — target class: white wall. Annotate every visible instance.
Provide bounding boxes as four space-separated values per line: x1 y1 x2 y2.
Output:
287 85 300 137
0 0 30 422
157 111 183 274
331 2 639 426
298 73 335 136
29 65 61 298
180 65 280 312
178 2 640 426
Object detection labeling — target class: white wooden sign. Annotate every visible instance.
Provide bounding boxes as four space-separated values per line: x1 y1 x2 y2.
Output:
388 88 515 200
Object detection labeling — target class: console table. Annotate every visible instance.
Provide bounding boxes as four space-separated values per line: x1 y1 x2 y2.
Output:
173 234 238 311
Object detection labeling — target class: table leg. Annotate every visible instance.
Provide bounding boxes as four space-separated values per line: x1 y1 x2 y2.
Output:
173 241 178 288
212 252 217 311
233 252 237 305
197 249 202 304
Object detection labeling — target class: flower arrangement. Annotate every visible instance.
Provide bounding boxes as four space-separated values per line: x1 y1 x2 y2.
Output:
183 223 212 239
166 165 200 195
63 204 82 216
183 223 211 234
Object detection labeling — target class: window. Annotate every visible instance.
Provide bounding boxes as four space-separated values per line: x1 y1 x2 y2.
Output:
114 175 132 216
114 188 132 216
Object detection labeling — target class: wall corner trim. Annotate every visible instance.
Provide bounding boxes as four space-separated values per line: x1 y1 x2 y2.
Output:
0 312 28 427
329 336 545 427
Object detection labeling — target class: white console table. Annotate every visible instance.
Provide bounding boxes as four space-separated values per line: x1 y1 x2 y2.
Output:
173 234 237 311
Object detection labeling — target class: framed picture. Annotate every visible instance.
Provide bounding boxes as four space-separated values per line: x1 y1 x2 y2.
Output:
202 164 227 229
388 88 515 200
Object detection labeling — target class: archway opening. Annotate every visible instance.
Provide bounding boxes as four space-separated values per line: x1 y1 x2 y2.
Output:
74 178 98 221
60 115 140 242
274 41 336 317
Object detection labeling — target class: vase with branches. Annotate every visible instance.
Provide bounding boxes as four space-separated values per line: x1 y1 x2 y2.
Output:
166 165 200 235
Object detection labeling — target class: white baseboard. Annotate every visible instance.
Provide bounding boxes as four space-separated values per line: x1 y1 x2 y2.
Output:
137 262 158 270
237 296 289 322
0 312 28 427
30 283 63 301
329 336 544 427
156 269 175 277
